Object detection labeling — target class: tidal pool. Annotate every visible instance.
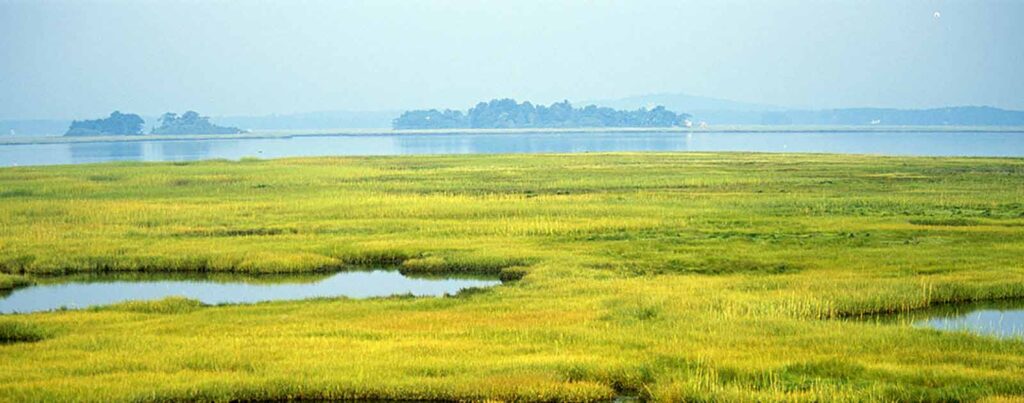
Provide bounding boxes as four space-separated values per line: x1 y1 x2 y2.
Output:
0 270 501 314
871 300 1024 339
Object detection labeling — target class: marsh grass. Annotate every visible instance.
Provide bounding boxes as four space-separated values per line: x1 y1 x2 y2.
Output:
400 255 535 275
0 320 49 344
909 217 983 226
1 153 1023 401
0 273 31 290
96 297 205 314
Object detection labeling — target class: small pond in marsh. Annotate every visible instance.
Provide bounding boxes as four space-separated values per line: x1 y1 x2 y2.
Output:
868 300 1024 340
0 270 502 314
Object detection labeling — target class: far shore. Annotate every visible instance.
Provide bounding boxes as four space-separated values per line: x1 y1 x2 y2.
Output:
2 125 1023 146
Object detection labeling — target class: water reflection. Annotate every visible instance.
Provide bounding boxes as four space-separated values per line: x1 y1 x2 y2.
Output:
1 130 1023 167
868 300 1024 339
155 140 214 162
0 270 501 314
393 132 684 154
69 141 144 163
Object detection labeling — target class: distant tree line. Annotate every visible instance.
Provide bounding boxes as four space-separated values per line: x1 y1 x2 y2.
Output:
393 99 691 129
152 111 242 135
65 110 243 136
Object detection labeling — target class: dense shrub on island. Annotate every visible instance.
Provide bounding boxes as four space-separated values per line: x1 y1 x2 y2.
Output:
152 111 243 135
65 111 145 136
393 99 691 129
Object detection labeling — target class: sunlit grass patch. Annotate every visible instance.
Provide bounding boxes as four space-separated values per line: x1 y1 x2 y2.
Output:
98 297 205 314
602 296 666 323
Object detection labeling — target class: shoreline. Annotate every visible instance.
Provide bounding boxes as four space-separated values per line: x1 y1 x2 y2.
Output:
2 125 1024 146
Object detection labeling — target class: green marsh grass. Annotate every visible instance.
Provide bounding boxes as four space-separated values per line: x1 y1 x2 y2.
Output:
0 153 1023 401
0 273 30 291
0 320 48 344
96 297 205 314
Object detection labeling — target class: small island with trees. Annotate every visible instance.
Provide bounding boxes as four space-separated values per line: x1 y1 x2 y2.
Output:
64 111 146 136
393 99 691 130
64 110 242 136
151 111 242 135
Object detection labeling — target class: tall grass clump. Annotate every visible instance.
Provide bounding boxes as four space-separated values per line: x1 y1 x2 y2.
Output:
98 297 205 314
0 273 31 291
0 321 49 344
400 255 535 276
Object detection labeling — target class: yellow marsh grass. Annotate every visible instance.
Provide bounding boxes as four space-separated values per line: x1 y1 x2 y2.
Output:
0 153 1023 401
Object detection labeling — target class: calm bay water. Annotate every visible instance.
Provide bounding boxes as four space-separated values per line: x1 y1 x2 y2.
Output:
869 300 1024 340
1 130 1023 166
914 304 1024 339
0 271 500 314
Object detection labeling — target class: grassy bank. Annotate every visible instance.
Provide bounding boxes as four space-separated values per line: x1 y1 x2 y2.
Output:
0 153 1023 400
0 273 30 291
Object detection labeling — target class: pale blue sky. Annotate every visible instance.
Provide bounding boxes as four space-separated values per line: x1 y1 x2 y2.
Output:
1 0 1022 119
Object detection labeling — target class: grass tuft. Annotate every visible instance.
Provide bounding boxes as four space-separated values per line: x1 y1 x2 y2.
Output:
98 296 205 314
400 255 534 275
0 321 49 344
0 273 32 290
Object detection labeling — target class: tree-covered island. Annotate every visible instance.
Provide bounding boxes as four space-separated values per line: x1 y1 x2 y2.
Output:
64 111 146 136
151 111 243 135
64 110 244 136
393 99 691 129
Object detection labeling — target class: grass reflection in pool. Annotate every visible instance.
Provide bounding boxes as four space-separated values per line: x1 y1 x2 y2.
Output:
866 300 1024 340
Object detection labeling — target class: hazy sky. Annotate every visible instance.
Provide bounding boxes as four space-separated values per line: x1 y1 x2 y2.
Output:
1 0 1022 119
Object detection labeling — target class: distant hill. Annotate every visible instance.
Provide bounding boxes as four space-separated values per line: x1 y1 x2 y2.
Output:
593 93 1024 126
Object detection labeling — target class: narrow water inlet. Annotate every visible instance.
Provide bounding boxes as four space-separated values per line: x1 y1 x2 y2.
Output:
0 270 502 314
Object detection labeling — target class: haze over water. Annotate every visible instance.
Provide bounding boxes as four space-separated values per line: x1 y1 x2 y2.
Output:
1 130 1022 167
